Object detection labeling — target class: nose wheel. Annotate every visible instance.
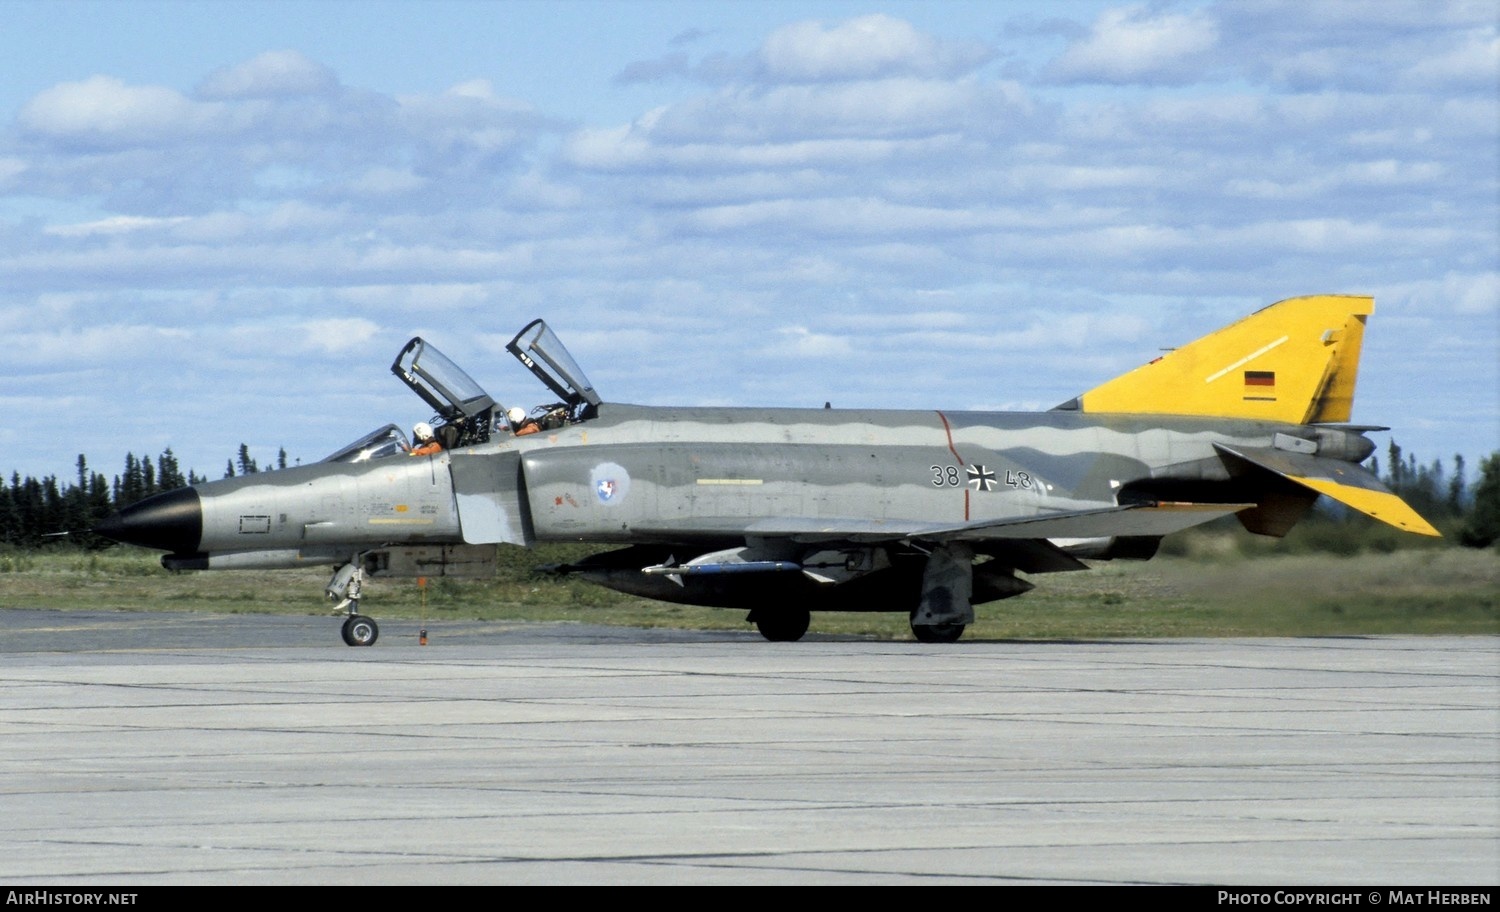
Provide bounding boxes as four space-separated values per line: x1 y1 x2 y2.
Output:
341 613 379 647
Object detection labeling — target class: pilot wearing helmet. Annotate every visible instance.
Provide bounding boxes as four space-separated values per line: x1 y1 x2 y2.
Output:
509 406 542 437
409 422 443 456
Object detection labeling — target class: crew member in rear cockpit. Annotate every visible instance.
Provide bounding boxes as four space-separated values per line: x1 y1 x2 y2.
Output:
509 406 541 437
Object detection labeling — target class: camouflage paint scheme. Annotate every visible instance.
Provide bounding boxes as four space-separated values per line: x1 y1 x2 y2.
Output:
97 296 1438 644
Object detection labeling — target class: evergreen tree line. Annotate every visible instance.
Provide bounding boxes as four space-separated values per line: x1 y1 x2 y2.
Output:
1 445 287 548
1361 443 1499 549
1 442 1497 551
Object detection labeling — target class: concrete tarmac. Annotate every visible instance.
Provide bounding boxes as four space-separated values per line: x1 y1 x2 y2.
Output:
0 609 1496 885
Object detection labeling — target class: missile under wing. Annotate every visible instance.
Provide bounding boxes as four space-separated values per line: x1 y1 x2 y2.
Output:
96 295 1438 644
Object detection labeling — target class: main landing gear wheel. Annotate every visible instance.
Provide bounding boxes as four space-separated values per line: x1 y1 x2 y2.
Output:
341 614 379 647
754 608 810 642
911 622 965 643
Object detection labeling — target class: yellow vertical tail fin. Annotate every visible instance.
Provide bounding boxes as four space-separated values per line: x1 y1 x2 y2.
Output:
1068 295 1373 423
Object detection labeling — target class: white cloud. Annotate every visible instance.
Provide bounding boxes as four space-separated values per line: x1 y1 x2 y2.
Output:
1402 29 1500 91
567 126 951 172
439 79 532 110
764 325 854 358
1045 6 1219 85
1006 163 1164 192
1225 159 1447 200
18 76 215 146
197 50 339 100
45 215 191 238
687 78 1026 142
1387 273 1500 317
759 14 991 82
389 82 547 177
577 69 1037 171
298 317 382 354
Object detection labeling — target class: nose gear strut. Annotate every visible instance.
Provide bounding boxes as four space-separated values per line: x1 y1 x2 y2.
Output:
328 559 379 647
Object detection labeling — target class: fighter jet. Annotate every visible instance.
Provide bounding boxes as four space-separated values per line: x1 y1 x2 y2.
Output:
95 295 1439 645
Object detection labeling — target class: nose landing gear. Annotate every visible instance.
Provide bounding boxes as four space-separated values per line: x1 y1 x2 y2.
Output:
329 560 379 647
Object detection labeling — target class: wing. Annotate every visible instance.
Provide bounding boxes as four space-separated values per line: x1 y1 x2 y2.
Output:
631 501 1250 574
634 501 1248 544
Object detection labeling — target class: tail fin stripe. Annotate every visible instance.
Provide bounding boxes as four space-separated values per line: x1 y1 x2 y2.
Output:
1205 336 1288 383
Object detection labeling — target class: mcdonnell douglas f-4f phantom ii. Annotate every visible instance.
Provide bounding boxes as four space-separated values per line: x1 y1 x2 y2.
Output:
96 295 1439 645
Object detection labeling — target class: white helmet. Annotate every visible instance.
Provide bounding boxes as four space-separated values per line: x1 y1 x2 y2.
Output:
413 422 434 440
507 406 527 425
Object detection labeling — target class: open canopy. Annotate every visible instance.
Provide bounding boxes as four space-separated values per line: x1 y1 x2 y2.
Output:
386 319 603 450
507 319 601 416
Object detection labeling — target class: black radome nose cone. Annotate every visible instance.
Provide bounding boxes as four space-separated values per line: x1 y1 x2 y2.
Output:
93 487 203 554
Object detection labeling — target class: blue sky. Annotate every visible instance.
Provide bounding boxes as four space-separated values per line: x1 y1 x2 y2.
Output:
1 0 1496 486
